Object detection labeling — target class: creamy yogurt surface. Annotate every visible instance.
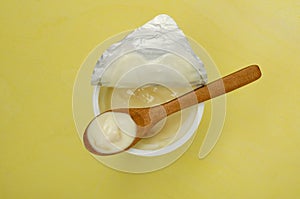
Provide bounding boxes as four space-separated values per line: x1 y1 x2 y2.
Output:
98 84 197 151
86 112 137 154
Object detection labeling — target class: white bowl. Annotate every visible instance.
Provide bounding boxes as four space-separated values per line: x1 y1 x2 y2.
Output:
72 30 226 173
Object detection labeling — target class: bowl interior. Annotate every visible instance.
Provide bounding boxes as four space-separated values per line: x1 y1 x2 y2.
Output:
93 85 204 157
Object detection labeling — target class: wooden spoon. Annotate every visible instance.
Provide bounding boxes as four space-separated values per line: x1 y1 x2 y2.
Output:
83 65 261 156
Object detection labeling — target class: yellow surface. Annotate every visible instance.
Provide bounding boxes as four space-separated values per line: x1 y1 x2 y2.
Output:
1 0 299 198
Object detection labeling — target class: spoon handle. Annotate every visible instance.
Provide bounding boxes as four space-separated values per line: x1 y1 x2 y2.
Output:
163 65 262 115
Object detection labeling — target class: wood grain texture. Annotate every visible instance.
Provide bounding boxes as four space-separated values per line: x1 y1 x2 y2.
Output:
149 65 261 122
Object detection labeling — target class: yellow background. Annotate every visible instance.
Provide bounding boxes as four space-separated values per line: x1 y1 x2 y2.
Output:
1 0 299 198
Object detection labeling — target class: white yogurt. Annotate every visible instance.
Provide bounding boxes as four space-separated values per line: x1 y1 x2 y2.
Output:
86 112 137 154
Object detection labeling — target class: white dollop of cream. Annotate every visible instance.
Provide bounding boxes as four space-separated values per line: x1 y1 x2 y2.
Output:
86 112 137 154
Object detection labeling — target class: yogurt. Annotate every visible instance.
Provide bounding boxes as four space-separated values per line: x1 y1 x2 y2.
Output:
98 84 194 150
86 112 137 154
